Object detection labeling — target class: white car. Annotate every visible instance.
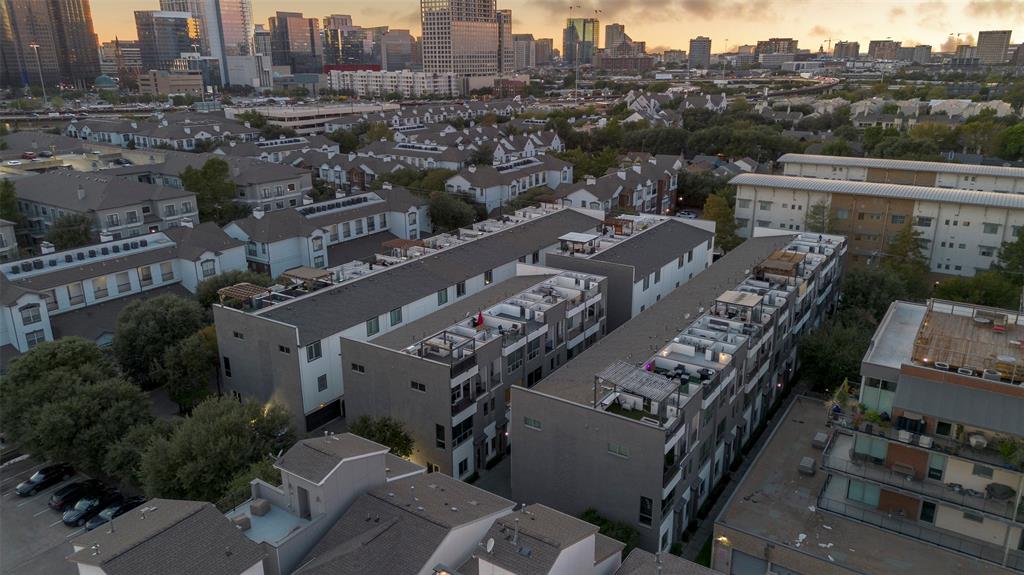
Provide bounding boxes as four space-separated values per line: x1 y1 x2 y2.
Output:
5 160 22 166
676 210 698 219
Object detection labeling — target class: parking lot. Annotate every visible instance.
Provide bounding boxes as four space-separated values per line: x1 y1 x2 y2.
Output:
1 458 82 575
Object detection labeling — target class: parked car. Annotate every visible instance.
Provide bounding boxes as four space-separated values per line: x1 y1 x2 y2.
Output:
20 151 36 160
63 491 120 527
48 479 104 511
4 160 21 166
85 495 146 531
38 150 54 158
15 464 74 496
676 210 698 219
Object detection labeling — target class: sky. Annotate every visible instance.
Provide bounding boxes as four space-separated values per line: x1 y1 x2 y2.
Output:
91 0 1023 53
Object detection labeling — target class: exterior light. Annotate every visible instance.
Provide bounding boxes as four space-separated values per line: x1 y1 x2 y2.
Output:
716 535 730 545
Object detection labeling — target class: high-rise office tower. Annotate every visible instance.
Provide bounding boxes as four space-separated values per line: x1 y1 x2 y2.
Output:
833 40 859 59
134 10 197 72
534 38 553 65
496 8 513 75
253 23 271 56
977 30 1012 64
605 23 625 50
159 0 253 84
689 36 711 68
755 37 797 56
512 33 535 70
98 39 142 76
563 18 599 65
381 29 418 71
867 39 901 60
420 0 499 76
269 11 322 73
1 0 100 89
51 0 101 87
321 15 356 66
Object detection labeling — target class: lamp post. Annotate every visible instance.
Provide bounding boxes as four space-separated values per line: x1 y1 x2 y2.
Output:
28 42 46 102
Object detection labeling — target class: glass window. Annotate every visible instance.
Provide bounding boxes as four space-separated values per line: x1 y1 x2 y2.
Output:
317 374 328 391
343 221 352 238
920 501 936 523
312 237 323 251
436 424 446 448
223 356 232 377
524 416 542 430
20 305 41 325
437 288 448 305
835 208 849 220
367 216 376 232
93 276 109 299
972 464 994 479
160 262 174 281
484 269 493 285
139 266 153 286
306 341 322 362
200 260 216 278
607 443 630 457
915 216 932 227
927 453 946 480
390 307 403 326
983 222 1001 234
43 290 57 312
737 199 751 209
116 272 131 292
26 329 46 348
351 363 365 373
456 281 466 297
411 381 427 392
639 496 653 525
366 317 380 336
891 214 905 225
846 479 880 507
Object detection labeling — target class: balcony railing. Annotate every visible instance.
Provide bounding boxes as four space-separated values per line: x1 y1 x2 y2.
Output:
451 395 474 417
450 355 477 378
817 485 1024 572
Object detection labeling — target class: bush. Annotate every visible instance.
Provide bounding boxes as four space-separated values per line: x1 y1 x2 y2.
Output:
347 415 415 458
580 509 641 555
216 458 282 512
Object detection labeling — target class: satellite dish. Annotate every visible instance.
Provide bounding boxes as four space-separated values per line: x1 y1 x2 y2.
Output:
486 538 495 553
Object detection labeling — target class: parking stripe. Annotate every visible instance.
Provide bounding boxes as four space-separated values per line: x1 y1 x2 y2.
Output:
32 507 51 517
14 476 79 507
65 527 85 539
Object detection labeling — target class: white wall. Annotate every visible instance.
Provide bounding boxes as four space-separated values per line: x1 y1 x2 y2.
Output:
419 510 514 575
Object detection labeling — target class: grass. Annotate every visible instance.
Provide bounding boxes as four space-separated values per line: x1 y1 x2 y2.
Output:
606 403 651 421
695 535 713 566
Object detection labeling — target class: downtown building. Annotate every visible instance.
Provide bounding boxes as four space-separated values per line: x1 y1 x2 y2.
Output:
512 231 846 552
159 0 254 85
689 36 712 68
269 11 322 74
833 40 860 60
420 0 500 77
134 10 198 72
978 30 1013 65
326 68 461 98
1 0 100 89
563 17 600 66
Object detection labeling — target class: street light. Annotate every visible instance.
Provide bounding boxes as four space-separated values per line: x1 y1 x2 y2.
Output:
28 42 46 102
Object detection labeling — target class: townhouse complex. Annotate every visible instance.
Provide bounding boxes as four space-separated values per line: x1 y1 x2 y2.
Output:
714 298 1024 574
733 154 1024 276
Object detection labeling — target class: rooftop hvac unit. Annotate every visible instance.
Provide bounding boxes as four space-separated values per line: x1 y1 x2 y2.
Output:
918 435 933 448
969 434 988 449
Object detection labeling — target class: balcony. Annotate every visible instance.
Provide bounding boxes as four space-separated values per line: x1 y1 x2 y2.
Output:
450 354 477 378
823 430 1024 522
452 395 474 417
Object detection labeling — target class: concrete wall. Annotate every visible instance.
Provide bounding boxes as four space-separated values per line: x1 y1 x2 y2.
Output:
544 255 635 331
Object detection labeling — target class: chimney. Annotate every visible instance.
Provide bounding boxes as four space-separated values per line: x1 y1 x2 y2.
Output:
130 121 138 129
232 166 240 178
214 125 221 132
348 152 356 161
585 175 596 186
382 182 393 190
244 121 251 129
632 163 642 174
183 126 191 135
468 165 477 173
302 196 314 205
40 241 56 255
99 231 114 243
77 185 86 200
616 169 626 179
180 217 194 228
253 206 265 220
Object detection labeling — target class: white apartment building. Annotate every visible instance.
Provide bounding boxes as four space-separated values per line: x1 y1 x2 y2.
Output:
326 69 462 98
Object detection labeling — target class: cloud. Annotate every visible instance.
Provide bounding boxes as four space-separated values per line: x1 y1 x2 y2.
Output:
808 25 831 38
889 7 906 18
916 0 949 29
678 0 715 18
967 0 1024 21
939 33 976 52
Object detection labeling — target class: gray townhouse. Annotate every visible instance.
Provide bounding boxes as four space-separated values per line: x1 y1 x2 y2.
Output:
546 214 715 330
445 154 573 214
359 139 476 171
0 219 18 261
556 156 685 216
212 206 606 433
65 111 261 151
223 185 430 277
214 135 340 164
12 170 198 243
511 231 847 552
293 151 415 192
341 267 608 479
107 151 314 212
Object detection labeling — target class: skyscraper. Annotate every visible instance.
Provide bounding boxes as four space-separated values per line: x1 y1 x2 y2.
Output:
755 37 798 56
134 10 196 72
51 0 101 87
1 0 99 89
512 33 535 70
689 36 711 68
563 18 599 66
420 0 499 76
867 39 901 60
833 40 859 59
253 23 271 57
381 29 418 71
98 39 142 77
269 11 322 73
496 9 513 75
159 0 253 84
977 30 1012 64
605 23 625 50
534 38 553 65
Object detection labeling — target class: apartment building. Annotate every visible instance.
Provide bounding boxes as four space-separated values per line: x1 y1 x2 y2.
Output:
420 0 500 76
213 206 605 433
213 135 339 164
556 156 685 216
13 171 198 243
546 215 714 330
445 154 573 213
359 140 475 171
731 172 1024 276
1 222 243 354
222 186 430 277
326 69 462 98
297 151 415 191
512 231 846 552
65 113 261 151
69 499 266 575
224 103 401 136
714 299 1024 574
0 219 18 261
777 154 1024 193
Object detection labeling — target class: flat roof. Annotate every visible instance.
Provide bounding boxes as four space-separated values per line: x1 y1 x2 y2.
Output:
716 397 1015 575
590 219 714 281
531 235 795 406
863 301 927 370
729 173 1024 210
778 153 1024 179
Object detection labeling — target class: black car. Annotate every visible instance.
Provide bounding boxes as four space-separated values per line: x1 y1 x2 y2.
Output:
85 495 146 531
63 491 120 527
48 479 104 511
15 464 73 496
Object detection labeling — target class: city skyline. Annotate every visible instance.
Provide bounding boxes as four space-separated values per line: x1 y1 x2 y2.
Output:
84 0 1024 53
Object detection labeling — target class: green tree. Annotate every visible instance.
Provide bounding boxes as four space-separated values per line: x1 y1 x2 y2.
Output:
195 270 273 308
703 192 741 252
580 509 640 556
326 128 360 153
156 326 218 412
180 157 240 225
235 110 268 129
998 124 1024 161
840 267 909 321
469 144 494 165
348 415 415 458
934 271 1019 309
0 179 21 224
417 169 457 193
104 420 179 489
428 191 477 232
139 397 293 502
113 294 206 389
805 200 833 233
365 122 393 143
819 138 852 157
884 222 930 300
46 213 93 249
216 458 281 512
797 318 874 393
994 235 1024 284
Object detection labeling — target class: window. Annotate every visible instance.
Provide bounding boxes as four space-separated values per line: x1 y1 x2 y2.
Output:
456 281 466 297
366 216 376 232
963 510 984 523
642 276 650 290
342 221 351 238
43 290 57 312
436 424 446 448
366 317 380 336
200 260 216 278
163 204 176 217
927 453 946 480
737 199 751 209
68 282 85 305
20 304 41 325
507 347 524 373
312 236 323 251
484 269 493 285
979 245 996 257
654 269 661 284
527 337 540 360
437 288 449 305
351 363 365 373
915 216 933 227
223 356 232 377
306 341 322 362
233 331 244 340
354 219 364 235
758 201 772 211
278 345 291 354
846 479 880 507
458 458 469 476
935 421 953 436
93 276 109 299
389 307 403 326
411 381 426 392
313 255 325 267
182 201 193 214
107 213 120 227
317 374 328 392
836 208 849 220
26 329 45 348
639 496 653 526
891 214 905 225
160 262 174 281
983 222 1001 234
972 464 994 479
1013 225 1023 238
608 443 630 458
920 501 936 523
524 416 543 430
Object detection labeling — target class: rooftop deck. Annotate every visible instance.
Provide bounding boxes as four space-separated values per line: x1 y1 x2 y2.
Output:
914 300 1024 383
226 500 310 546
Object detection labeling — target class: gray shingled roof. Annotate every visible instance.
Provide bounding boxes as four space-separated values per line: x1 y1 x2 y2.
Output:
260 209 603 344
68 499 266 575
50 284 190 343
591 219 713 281
13 171 192 212
276 434 390 484
163 222 244 260
616 548 717 575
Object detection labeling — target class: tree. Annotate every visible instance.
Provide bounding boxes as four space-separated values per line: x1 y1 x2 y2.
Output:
180 157 239 225
139 397 293 502
580 509 640 556
216 458 281 512
113 294 206 389
994 235 1024 284
428 191 477 232
820 139 852 157
365 122 393 143
196 270 273 308
884 222 930 300
0 179 21 224
703 192 741 252
469 144 494 165
235 110 267 129
156 326 218 412
797 318 874 393
805 200 832 233
840 267 909 321
325 128 360 153
934 271 1019 309
103 420 179 488
998 124 1024 161
348 416 415 458
46 213 93 249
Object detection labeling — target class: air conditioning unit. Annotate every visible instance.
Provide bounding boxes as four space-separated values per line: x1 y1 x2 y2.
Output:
918 435 933 448
969 434 988 449
898 430 912 443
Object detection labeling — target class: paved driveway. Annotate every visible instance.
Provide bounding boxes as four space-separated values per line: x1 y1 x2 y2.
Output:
0 458 82 575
